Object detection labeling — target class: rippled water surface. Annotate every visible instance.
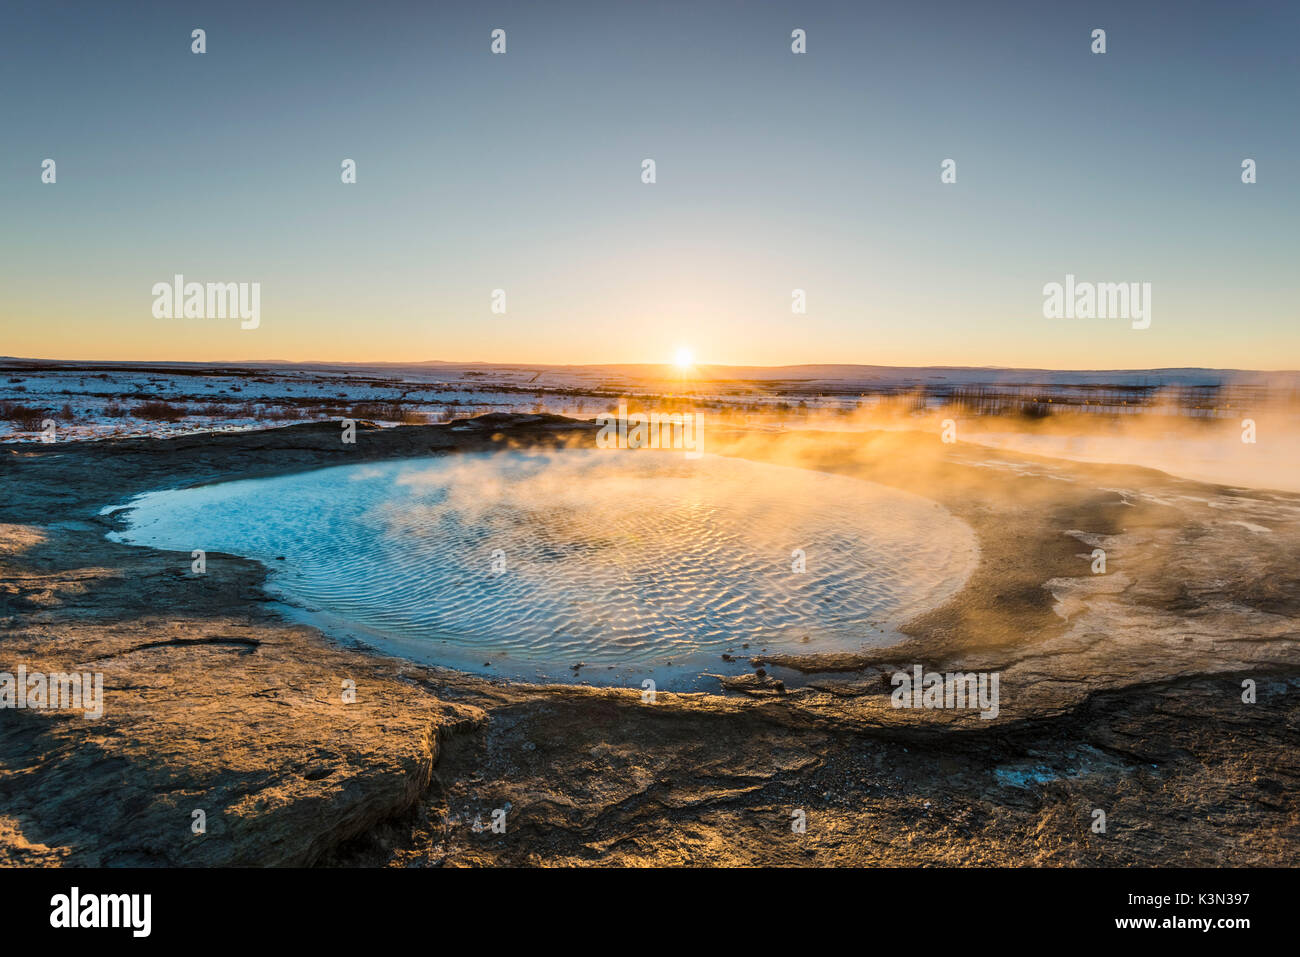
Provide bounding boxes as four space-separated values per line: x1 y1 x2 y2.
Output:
110 450 978 689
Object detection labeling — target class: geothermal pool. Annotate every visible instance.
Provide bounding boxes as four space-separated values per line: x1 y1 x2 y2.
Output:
108 450 978 690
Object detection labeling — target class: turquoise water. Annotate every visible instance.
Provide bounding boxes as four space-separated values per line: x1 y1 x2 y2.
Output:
108 449 977 690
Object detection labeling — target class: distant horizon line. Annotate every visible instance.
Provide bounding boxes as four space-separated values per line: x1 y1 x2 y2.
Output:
2 356 1299 376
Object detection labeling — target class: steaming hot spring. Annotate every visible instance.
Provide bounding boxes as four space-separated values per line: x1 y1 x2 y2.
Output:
110 449 978 690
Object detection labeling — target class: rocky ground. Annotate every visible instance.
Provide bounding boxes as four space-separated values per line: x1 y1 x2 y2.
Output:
1 415 1297 866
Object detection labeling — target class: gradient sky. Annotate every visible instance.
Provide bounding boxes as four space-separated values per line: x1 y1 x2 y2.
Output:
2 0 1296 368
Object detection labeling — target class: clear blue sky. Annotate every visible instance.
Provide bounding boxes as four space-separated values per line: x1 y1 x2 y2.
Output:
2 0 1296 368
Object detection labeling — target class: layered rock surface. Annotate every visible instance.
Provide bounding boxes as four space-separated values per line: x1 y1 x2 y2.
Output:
1 417 1296 865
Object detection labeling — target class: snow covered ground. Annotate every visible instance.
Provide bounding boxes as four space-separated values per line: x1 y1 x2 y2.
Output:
3 359 1297 492
0 362 613 442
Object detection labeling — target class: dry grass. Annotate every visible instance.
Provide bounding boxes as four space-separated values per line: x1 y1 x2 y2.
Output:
351 402 426 424
2 404 48 431
133 401 188 422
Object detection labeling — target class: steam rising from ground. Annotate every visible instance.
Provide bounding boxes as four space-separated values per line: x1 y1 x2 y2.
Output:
110 449 978 689
712 393 1300 494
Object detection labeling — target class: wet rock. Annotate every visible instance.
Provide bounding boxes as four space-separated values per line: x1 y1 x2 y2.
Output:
715 672 786 695
1 417 1297 867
